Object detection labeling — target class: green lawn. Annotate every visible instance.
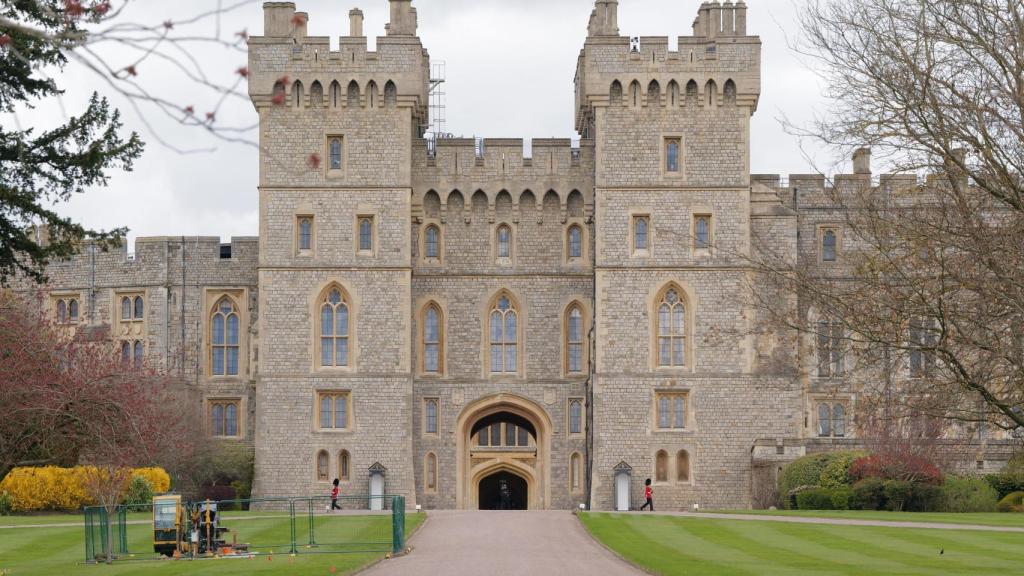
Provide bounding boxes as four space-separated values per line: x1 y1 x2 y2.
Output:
580 513 1024 576
0 511 424 576
709 509 1024 528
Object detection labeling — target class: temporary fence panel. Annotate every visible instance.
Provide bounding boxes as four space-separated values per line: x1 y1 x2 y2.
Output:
83 494 408 564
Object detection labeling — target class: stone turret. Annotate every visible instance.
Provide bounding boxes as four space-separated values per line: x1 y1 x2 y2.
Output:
263 1 296 37
693 0 747 38
386 0 417 36
588 0 619 36
349 8 364 37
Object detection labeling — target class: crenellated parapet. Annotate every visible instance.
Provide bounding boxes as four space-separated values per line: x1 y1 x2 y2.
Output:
248 1 429 125
575 0 761 135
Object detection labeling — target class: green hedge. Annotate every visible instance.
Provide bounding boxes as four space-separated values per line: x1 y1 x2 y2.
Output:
796 488 836 510
997 491 1024 513
779 451 865 509
940 477 998 513
986 472 1024 500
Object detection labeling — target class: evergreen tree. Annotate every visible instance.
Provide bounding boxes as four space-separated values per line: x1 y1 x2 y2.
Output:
0 0 143 284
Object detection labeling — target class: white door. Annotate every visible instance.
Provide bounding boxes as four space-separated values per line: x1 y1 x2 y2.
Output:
615 473 630 511
369 474 384 511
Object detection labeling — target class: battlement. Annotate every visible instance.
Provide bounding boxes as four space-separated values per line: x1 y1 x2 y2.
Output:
575 1 761 134
249 2 429 114
412 139 594 199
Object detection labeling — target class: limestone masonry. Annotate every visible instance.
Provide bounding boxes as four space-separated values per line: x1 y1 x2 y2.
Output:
20 1 1016 511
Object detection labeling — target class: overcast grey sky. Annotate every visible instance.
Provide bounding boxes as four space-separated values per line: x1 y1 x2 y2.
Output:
10 0 834 246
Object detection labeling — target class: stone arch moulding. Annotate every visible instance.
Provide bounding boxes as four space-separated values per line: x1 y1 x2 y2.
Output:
649 280 698 372
455 393 553 510
309 279 359 372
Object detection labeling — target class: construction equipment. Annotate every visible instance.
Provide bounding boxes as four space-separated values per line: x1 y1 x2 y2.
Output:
152 496 248 557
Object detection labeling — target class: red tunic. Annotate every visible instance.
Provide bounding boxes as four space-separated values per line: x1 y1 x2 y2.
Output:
331 486 339 499
645 486 652 499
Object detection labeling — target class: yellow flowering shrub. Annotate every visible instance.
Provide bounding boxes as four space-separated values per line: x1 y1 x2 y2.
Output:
132 468 171 493
0 466 171 512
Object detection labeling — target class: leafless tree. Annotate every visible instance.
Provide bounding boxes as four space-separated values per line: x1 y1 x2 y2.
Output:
1 0 264 152
752 0 1024 435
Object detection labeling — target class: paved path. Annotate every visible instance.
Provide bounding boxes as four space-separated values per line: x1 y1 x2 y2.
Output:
363 511 642 576
612 511 1024 533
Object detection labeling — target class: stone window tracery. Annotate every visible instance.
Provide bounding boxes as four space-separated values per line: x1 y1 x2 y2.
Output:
212 298 240 376
320 288 350 368
489 294 518 374
210 400 240 437
656 288 687 368
817 403 847 438
318 392 350 430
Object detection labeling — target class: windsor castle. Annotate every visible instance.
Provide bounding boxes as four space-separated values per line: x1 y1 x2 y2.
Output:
18 1 1016 511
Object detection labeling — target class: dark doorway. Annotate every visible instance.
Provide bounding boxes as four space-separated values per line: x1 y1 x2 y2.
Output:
478 471 528 510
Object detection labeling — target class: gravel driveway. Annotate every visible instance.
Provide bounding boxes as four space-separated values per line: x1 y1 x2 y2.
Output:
362 510 643 576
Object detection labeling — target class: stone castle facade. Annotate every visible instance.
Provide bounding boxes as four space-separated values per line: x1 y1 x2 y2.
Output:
20 0 1015 511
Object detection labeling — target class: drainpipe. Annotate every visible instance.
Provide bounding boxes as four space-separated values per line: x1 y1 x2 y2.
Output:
585 192 597 510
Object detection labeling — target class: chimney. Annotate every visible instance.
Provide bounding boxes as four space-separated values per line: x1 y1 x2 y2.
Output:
734 1 747 35
388 0 415 36
853 148 872 175
708 1 722 39
349 8 364 37
721 1 735 36
593 0 619 36
293 11 308 37
262 2 296 37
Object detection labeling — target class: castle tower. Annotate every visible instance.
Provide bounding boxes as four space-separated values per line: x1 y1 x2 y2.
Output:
577 0 798 510
248 1 429 503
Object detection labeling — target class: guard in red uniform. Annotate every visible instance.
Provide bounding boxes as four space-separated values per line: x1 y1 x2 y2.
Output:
330 478 341 511
640 478 654 511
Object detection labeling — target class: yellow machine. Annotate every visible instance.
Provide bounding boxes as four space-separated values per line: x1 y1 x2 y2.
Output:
152 496 246 558
152 495 185 556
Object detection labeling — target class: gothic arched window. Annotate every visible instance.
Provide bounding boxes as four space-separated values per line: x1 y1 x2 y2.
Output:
317 450 329 481
212 298 240 376
657 287 687 367
134 296 144 320
571 452 583 492
424 225 440 259
133 340 144 367
299 218 313 251
425 452 438 491
676 450 691 482
121 297 132 322
423 304 443 374
358 217 374 252
489 294 518 374
566 304 584 374
822 229 838 262
568 225 582 259
339 450 350 481
496 225 512 259
320 288 350 367
330 139 343 170
655 450 669 483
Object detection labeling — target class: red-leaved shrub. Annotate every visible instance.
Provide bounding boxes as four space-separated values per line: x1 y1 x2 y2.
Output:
849 454 943 485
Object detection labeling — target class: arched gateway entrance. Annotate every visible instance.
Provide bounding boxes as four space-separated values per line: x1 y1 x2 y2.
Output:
456 394 551 510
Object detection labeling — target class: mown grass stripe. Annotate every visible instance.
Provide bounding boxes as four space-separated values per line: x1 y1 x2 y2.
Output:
579 513 1024 576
